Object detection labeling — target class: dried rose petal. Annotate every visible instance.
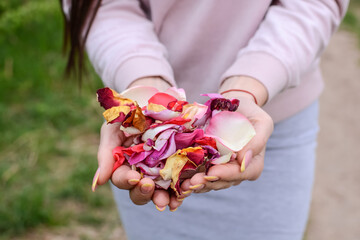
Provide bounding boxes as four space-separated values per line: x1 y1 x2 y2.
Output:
211 152 232 164
141 124 179 142
112 146 126 172
145 103 181 121
148 92 178 107
164 87 187 101
159 147 204 195
167 100 188 112
97 88 133 109
174 129 204 149
120 86 159 108
205 111 256 153
102 106 131 124
194 136 217 150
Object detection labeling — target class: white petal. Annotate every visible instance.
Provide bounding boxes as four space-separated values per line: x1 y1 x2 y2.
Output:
164 87 187 101
211 152 232 164
120 86 159 107
120 126 142 137
205 111 255 152
141 124 178 142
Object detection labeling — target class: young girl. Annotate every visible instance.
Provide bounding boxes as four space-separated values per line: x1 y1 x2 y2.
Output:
61 1 348 239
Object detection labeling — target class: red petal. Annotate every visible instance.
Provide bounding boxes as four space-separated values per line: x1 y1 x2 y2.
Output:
195 136 218 149
150 116 191 129
186 148 205 165
148 92 177 107
97 88 121 110
112 146 126 172
130 143 145 153
167 100 188 112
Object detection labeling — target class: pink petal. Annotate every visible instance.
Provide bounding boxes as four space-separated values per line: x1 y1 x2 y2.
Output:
174 129 204 149
136 162 162 176
181 103 208 128
128 151 153 165
205 111 256 152
120 86 159 107
154 179 171 189
154 129 177 151
200 93 224 99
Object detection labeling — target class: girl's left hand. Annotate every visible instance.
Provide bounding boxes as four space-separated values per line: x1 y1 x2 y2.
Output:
179 76 274 194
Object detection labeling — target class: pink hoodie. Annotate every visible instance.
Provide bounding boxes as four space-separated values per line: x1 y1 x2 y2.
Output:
63 0 348 122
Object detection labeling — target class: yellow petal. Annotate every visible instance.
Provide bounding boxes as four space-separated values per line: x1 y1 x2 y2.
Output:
147 103 167 112
132 106 147 132
103 106 131 123
160 147 202 194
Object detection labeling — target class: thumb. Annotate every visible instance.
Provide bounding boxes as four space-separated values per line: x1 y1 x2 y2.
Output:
237 112 273 164
96 122 125 185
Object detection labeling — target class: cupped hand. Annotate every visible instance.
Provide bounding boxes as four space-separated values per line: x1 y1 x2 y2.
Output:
182 97 273 194
180 76 274 194
94 77 183 210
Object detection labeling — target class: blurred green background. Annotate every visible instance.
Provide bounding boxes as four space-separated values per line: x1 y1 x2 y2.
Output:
0 1 119 239
0 0 359 239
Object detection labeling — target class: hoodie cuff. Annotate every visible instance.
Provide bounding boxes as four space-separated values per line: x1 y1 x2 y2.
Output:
113 56 176 92
221 52 289 101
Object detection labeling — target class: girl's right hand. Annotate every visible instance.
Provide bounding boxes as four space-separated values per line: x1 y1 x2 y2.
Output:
94 77 183 211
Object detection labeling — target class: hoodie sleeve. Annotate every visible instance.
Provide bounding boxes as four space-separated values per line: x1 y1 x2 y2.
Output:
221 0 349 101
63 0 176 92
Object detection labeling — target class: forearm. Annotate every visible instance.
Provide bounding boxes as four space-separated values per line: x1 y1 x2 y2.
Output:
128 76 173 92
219 76 269 107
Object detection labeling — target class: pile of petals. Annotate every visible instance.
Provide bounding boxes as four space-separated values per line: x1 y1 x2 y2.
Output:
97 86 256 195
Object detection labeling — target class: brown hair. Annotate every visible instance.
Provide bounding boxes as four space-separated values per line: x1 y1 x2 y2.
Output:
60 0 102 83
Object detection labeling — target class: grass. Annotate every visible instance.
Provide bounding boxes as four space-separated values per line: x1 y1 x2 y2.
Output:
342 0 360 44
0 1 118 238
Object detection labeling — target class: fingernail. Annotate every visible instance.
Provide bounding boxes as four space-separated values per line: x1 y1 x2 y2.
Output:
170 207 178 212
241 150 253 172
128 179 140 185
182 190 192 195
155 205 166 212
141 183 153 194
92 167 100 192
204 176 219 181
189 184 205 190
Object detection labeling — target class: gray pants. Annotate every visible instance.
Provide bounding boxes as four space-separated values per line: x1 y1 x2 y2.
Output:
112 102 319 240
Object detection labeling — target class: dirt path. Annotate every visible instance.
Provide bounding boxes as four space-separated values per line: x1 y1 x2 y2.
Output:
305 30 360 240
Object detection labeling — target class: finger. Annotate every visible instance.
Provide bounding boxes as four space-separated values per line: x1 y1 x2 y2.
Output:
205 154 263 183
239 149 265 181
168 194 183 212
206 161 242 182
97 122 125 185
239 110 273 159
179 179 193 196
152 189 170 211
111 164 141 190
189 172 207 192
197 180 233 193
129 178 155 205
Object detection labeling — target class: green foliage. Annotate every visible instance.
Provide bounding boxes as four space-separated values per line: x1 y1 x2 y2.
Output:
0 0 115 238
342 1 360 44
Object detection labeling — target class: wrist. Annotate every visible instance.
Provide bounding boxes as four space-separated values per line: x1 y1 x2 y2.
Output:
219 76 268 107
128 76 172 92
